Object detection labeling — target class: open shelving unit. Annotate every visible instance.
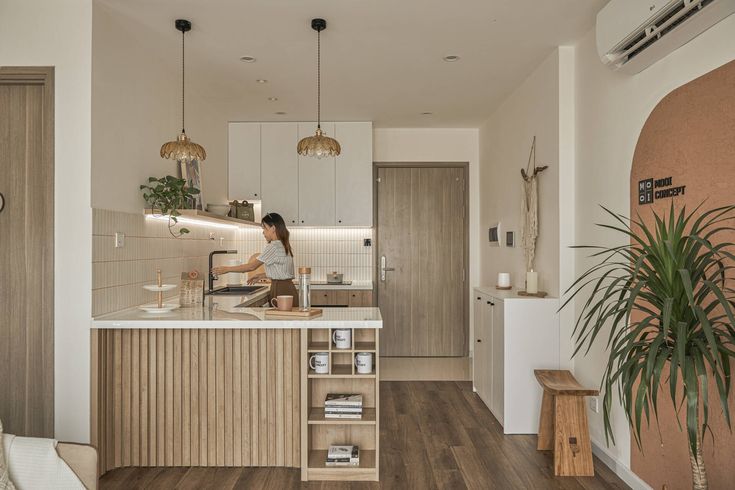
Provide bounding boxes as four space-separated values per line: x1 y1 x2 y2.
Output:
301 327 380 481
143 208 261 228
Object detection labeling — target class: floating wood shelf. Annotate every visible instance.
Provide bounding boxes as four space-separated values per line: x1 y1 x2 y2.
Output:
307 342 331 352
307 450 377 481
144 209 261 228
308 408 377 425
354 342 376 352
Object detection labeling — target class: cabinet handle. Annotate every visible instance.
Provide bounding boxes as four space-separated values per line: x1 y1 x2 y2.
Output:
477 339 482 343
476 297 481 300
338 220 342 223
301 220 304 223
254 193 258 197
487 301 495 306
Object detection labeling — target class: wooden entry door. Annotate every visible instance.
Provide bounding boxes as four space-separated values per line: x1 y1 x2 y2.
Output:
0 68 54 437
376 165 467 357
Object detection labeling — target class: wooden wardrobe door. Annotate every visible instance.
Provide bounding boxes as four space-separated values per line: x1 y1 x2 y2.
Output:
0 68 54 437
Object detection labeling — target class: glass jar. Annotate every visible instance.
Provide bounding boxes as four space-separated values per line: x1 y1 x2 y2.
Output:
298 267 311 311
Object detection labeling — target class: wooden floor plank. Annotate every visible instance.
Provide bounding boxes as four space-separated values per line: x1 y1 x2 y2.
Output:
100 381 628 490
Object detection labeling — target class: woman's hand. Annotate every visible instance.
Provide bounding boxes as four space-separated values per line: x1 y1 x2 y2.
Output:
211 265 232 276
247 273 269 285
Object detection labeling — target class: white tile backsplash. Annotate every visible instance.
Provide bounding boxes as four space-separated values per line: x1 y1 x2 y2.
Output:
93 208 375 316
237 227 374 282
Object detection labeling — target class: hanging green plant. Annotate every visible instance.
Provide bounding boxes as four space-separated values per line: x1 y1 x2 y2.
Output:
140 175 200 238
563 203 735 490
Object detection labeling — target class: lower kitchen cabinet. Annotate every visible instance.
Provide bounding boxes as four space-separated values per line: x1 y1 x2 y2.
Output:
312 290 373 307
472 288 559 434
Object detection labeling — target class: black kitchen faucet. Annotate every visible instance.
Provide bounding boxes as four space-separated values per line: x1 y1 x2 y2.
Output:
208 250 237 292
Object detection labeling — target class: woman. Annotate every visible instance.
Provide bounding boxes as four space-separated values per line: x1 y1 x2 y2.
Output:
211 212 298 306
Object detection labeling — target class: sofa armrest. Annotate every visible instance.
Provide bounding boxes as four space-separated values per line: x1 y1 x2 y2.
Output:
56 443 98 490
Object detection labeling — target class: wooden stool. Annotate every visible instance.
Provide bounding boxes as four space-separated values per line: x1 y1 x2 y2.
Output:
534 369 599 477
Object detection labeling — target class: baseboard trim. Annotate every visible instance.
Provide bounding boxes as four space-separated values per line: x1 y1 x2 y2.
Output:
591 440 651 490
380 357 471 381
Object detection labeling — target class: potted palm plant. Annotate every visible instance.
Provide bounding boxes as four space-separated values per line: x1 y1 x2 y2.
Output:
563 203 735 490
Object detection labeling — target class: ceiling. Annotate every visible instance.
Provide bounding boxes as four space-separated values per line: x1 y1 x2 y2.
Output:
96 0 607 128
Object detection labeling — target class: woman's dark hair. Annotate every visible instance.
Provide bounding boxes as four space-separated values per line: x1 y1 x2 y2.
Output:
262 212 293 256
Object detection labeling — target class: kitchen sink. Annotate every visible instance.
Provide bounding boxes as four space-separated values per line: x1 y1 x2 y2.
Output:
207 285 269 296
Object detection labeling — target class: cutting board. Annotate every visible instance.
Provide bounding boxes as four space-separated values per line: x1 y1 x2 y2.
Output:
264 308 323 319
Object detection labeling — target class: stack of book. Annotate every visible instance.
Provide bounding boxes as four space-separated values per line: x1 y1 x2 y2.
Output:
326 445 360 467
324 393 362 419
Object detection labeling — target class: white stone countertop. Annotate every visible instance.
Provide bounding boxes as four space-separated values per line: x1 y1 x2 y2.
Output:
92 295 382 329
473 286 558 300
225 280 373 290
307 281 373 290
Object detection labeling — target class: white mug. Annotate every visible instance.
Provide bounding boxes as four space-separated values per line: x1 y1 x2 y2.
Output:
332 329 351 349
309 352 329 374
354 352 373 374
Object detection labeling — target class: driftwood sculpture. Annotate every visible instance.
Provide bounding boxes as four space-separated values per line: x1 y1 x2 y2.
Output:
520 136 548 271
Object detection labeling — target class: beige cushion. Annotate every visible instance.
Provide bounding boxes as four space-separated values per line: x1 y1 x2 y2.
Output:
0 419 16 490
56 444 97 490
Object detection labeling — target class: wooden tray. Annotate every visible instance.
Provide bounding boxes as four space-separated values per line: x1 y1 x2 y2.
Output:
517 290 548 298
264 308 323 319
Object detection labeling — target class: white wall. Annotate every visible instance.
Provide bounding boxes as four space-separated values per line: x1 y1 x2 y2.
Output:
373 128 480 354
478 50 561 296
478 47 577 370
574 14 735 478
0 0 93 442
91 3 227 213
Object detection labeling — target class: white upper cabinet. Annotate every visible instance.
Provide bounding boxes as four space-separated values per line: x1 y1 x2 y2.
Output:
260 123 299 225
335 122 373 226
298 122 336 226
227 121 372 226
228 123 261 201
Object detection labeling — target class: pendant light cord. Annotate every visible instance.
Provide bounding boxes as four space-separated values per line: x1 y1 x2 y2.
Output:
317 28 321 130
181 28 186 134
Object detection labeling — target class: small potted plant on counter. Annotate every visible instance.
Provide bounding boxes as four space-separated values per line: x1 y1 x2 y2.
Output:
140 175 200 238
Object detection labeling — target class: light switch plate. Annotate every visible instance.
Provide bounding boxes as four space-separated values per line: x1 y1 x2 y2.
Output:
114 232 125 248
589 396 599 413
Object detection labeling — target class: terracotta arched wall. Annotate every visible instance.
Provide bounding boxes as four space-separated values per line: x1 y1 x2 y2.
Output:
630 60 735 489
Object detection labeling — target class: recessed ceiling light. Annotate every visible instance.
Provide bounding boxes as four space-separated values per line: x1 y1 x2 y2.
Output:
256 79 268 83
267 97 278 101
275 111 287 115
240 55 256 63
443 55 460 62
421 112 433 115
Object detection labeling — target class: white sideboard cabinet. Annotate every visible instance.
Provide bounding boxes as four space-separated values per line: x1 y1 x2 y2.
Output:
472 287 560 434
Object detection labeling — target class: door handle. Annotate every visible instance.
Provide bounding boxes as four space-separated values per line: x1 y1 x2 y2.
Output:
380 255 395 281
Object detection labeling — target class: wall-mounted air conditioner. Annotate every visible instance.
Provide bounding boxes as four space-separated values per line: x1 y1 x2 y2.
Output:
596 0 735 74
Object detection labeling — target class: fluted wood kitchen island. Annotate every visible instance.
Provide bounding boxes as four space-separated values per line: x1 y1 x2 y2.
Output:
91 296 381 482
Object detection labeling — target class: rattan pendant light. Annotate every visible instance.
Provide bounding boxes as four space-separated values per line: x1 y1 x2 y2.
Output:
297 18 341 159
160 19 206 163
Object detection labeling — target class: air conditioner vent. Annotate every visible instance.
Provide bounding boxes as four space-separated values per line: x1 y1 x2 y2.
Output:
626 0 716 61
597 0 734 73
